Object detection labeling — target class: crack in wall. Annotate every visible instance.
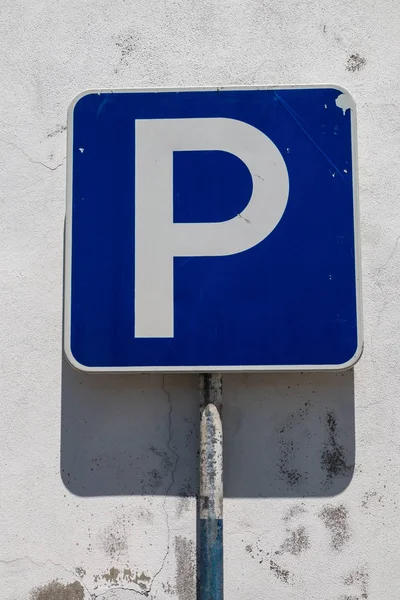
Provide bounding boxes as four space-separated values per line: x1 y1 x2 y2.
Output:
147 377 180 595
7 380 181 599
89 377 181 598
1 556 154 599
0 137 65 172
0 556 94 599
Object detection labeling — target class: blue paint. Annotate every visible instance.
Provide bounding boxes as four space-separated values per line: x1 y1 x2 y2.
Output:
68 87 359 370
200 519 223 600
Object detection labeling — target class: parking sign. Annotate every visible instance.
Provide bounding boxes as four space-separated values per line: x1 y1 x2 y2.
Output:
64 86 362 372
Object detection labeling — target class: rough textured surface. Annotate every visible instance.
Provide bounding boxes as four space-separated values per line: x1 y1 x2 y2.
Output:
0 0 399 598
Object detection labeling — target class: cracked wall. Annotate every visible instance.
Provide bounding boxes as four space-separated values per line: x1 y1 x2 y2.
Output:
1 0 400 599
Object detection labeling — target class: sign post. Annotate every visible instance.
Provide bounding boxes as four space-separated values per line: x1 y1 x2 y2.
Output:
199 374 223 600
65 85 361 600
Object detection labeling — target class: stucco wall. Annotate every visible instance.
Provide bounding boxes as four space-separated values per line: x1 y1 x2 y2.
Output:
1 1 399 598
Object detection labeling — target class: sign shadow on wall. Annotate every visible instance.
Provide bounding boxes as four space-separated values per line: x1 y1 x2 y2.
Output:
61 360 355 498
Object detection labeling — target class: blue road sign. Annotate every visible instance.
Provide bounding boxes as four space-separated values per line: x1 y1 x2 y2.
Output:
64 86 362 372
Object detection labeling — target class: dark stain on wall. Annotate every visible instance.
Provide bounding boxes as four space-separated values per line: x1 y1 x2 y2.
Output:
319 504 350 550
114 30 139 71
101 525 128 559
175 536 196 600
279 525 310 555
47 124 66 138
283 504 307 522
140 445 174 494
278 401 311 488
346 54 366 72
342 568 369 599
269 560 291 584
29 580 84 600
246 539 269 563
177 478 195 517
361 490 383 510
321 411 352 483
162 581 175 594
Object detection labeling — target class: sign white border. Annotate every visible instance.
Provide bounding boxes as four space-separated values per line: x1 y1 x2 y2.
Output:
64 85 363 373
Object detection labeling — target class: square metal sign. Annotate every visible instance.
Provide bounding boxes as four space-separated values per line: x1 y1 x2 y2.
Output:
64 86 362 372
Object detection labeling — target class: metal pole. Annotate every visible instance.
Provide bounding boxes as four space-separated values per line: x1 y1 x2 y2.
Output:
199 373 223 600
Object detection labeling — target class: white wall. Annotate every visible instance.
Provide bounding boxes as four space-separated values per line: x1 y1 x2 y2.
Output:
1 1 399 598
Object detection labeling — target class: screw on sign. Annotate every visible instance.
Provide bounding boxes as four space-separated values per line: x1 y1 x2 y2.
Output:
65 86 361 599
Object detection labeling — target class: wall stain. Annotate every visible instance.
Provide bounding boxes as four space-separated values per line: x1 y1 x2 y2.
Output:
47 124 66 138
176 479 194 517
75 567 86 578
342 568 369 599
114 30 139 69
175 536 196 600
283 504 307 522
278 401 311 489
101 525 128 559
361 490 383 509
346 54 366 72
269 560 291 584
162 581 175 594
279 525 310 555
147 468 163 491
29 580 84 600
138 508 154 524
321 411 352 483
150 445 173 473
319 504 350 550
246 539 269 563
141 445 174 493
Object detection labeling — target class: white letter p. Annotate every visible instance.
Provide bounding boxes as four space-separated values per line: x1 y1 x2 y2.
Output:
135 117 289 338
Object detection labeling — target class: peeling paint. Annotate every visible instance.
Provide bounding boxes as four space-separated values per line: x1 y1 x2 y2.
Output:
335 93 355 115
29 581 84 600
74 567 86 578
122 569 151 589
101 567 120 584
